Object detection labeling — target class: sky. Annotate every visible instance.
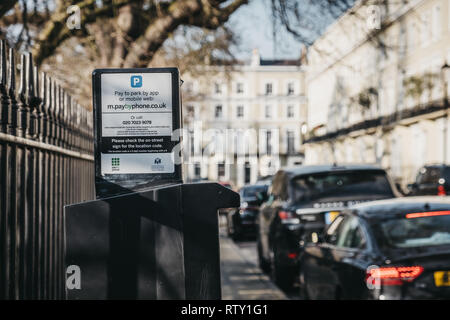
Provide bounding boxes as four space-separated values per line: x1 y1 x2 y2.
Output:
227 0 304 61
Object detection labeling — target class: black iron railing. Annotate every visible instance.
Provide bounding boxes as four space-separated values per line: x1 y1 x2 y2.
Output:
0 39 94 300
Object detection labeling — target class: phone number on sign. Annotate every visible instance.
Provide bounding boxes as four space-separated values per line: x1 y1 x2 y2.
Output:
122 120 152 125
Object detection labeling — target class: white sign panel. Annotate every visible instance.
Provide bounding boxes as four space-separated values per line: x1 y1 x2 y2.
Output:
99 72 175 175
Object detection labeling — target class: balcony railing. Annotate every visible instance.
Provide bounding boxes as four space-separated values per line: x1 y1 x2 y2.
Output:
305 99 450 144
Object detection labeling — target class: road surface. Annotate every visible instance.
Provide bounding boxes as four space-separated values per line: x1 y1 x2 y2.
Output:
218 214 300 299
220 235 288 300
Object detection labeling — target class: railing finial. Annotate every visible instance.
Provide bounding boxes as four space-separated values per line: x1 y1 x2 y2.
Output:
18 53 26 101
0 40 6 89
7 47 16 96
27 53 39 107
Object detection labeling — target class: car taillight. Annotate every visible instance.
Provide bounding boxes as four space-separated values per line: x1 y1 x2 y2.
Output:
278 211 295 220
406 210 450 219
437 185 446 196
287 252 298 259
366 266 424 286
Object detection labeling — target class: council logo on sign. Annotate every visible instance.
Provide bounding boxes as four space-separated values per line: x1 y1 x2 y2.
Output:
111 157 120 172
152 157 164 171
131 75 142 88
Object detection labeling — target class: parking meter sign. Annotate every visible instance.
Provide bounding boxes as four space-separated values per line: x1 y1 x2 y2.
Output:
130 75 142 88
92 68 182 197
99 72 174 174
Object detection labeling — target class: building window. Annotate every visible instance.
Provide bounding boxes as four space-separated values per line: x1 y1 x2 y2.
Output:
408 22 416 50
217 162 225 178
189 131 195 155
265 105 272 119
214 83 222 94
287 82 295 95
265 82 273 95
194 163 201 178
185 82 194 94
287 105 295 118
244 162 251 184
186 105 195 119
236 82 244 94
432 5 441 41
215 105 223 119
236 105 244 118
420 12 431 46
266 130 272 155
287 130 295 155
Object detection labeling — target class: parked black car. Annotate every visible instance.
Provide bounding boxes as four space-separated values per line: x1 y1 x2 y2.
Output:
408 164 450 196
227 183 270 241
299 197 450 299
257 164 398 290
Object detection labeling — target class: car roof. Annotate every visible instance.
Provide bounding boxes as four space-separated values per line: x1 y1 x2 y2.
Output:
280 164 385 178
240 183 268 190
420 164 450 170
349 196 450 219
254 180 271 186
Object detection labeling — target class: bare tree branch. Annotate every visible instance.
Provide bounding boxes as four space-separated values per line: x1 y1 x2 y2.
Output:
1 0 248 105
33 0 139 64
123 0 248 67
271 0 356 45
0 0 17 19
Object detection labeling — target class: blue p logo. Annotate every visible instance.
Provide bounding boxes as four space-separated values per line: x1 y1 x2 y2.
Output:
131 75 142 88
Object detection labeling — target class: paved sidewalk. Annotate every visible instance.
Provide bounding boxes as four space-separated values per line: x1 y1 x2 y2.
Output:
219 235 287 300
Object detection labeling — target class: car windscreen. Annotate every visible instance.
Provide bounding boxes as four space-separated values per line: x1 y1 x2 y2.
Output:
241 185 268 198
418 167 442 184
371 211 450 249
290 170 393 203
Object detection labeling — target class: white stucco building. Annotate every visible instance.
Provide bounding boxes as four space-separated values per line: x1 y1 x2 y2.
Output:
181 49 307 188
304 0 450 188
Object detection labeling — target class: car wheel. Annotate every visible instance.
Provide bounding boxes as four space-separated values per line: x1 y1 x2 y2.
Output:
226 216 233 237
232 229 241 242
270 249 294 291
231 219 242 241
335 286 342 300
257 237 270 273
298 271 309 300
